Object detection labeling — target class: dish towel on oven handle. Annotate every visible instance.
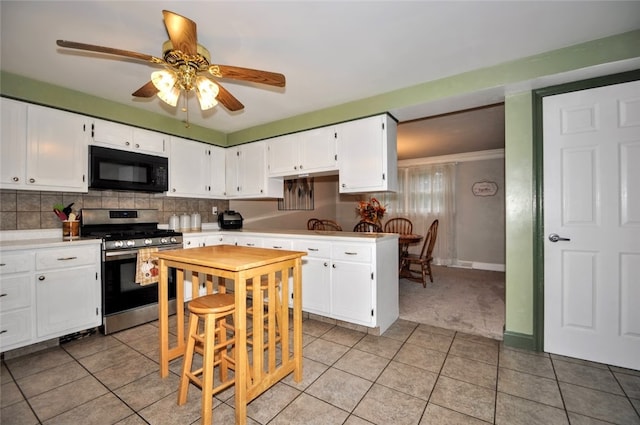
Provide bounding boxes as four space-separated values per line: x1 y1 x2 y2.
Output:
135 247 160 286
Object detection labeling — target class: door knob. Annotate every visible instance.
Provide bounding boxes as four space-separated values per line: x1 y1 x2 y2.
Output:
548 233 571 242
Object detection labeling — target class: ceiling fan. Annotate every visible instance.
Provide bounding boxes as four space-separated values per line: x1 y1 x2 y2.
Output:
56 9 285 118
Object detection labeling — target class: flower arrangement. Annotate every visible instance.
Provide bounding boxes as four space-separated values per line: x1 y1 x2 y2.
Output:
356 197 386 223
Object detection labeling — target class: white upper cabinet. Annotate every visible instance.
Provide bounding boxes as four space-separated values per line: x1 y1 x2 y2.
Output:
1 98 28 189
337 114 398 193
92 119 168 156
168 137 225 198
267 126 338 177
1 99 89 192
225 141 283 198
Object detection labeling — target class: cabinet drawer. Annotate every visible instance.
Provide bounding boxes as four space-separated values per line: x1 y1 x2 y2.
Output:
0 308 32 349
0 275 31 311
0 252 33 274
331 244 372 263
263 238 293 250
36 246 97 270
292 240 331 258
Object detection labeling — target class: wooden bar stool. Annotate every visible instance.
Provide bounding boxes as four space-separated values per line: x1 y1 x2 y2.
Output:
178 293 236 425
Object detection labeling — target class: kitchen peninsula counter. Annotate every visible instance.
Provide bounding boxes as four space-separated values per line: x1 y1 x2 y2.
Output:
181 226 399 334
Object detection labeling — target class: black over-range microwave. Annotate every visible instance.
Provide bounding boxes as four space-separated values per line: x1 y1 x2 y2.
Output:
89 145 169 193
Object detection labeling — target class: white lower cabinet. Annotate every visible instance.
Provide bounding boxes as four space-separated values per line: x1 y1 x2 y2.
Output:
292 240 331 315
0 242 101 353
330 244 374 326
179 230 397 333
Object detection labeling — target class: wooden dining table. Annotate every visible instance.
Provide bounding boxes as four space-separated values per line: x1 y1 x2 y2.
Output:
398 233 423 275
155 244 306 425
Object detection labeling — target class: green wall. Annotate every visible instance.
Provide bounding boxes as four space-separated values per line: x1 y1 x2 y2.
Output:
2 29 639 348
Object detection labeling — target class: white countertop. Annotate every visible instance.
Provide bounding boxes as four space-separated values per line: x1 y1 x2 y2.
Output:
182 227 399 242
0 229 102 250
0 225 398 250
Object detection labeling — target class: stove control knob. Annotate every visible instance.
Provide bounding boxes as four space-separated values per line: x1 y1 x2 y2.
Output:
170 237 179 244
126 240 135 247
144 238 153 245
114 240 124 248
160 238 169 244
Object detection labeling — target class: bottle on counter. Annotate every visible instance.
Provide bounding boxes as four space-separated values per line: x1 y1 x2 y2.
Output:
169 214 179 231
180 213 191 232
191 212 201 232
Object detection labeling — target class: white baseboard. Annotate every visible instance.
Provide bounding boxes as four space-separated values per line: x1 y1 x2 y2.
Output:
453 261 505 272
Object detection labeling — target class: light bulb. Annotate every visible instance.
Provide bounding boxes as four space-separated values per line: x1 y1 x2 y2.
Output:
196 76 219 110
151 70 180 107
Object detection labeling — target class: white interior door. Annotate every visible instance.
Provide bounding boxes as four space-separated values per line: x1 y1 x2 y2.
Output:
543 80 640 370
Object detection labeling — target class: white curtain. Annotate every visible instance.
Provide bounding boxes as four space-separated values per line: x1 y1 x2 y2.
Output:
377 163 457 265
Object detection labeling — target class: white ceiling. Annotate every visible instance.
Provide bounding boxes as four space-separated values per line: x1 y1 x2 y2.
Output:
2 1 639 159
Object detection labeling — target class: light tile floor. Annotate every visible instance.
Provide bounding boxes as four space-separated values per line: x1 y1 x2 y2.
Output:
2 318 640 425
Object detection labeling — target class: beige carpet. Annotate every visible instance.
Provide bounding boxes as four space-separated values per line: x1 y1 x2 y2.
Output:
399 265 505 340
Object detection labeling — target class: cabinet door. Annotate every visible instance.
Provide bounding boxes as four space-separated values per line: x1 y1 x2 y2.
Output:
299 126 338 174
92 119 133 149
225 147 240 197
300 257 331 315
0 98 27 188
133 127 167 156
209 145 226 197
331 261 373 325
267 134 299 176
239 142 267 196
338 114 397 193
26 105 89 192
169 137 211 197
35 266 101 338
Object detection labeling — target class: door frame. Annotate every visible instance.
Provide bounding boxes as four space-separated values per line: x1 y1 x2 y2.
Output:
531 68 640 351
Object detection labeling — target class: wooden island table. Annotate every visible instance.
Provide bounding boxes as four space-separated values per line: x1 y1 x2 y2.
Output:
155 244 306 425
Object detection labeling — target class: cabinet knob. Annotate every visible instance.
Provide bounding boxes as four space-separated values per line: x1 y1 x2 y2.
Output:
12 177 19 182
38 275 45 281
332 264 336 268
172 188 176 192
324 262 328 267
300 165 303 169
125 141 130 146
29 178 35 183
135 144 140 148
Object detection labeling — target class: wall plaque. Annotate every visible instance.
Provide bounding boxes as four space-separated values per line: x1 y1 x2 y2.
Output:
472 181 498 197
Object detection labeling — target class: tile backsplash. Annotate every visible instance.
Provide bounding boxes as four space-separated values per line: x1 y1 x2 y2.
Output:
0 189 228 231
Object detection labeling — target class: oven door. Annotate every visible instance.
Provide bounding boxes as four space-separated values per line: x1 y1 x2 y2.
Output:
103 247 177 316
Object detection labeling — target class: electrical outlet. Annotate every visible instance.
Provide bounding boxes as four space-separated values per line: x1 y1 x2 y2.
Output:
212 206 218 214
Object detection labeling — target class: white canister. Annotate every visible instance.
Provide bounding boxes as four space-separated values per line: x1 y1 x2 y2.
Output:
169 214 179 231
180 214 191 232
191 212 201 232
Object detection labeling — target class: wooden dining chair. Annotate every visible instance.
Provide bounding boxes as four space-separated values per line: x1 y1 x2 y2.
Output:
353 220 383 233
400 219 439 287
384 217 413 235
314 219 343 231
307 218 321 230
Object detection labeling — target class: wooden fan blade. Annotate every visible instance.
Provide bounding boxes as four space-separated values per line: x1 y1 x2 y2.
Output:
216 83 244 111
132 81 158 98
162 10 197 55
56 40 162 63
210 65 286 87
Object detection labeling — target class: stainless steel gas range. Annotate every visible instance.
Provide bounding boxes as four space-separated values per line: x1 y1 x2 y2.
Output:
80 208 183 334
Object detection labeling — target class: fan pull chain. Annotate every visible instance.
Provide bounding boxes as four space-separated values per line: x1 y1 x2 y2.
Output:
182 90 190 128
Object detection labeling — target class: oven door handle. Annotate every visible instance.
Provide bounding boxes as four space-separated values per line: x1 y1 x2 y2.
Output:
104 251 138 261
103 245 181 262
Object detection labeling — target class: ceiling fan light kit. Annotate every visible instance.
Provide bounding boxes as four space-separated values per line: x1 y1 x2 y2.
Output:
55 9 285 124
